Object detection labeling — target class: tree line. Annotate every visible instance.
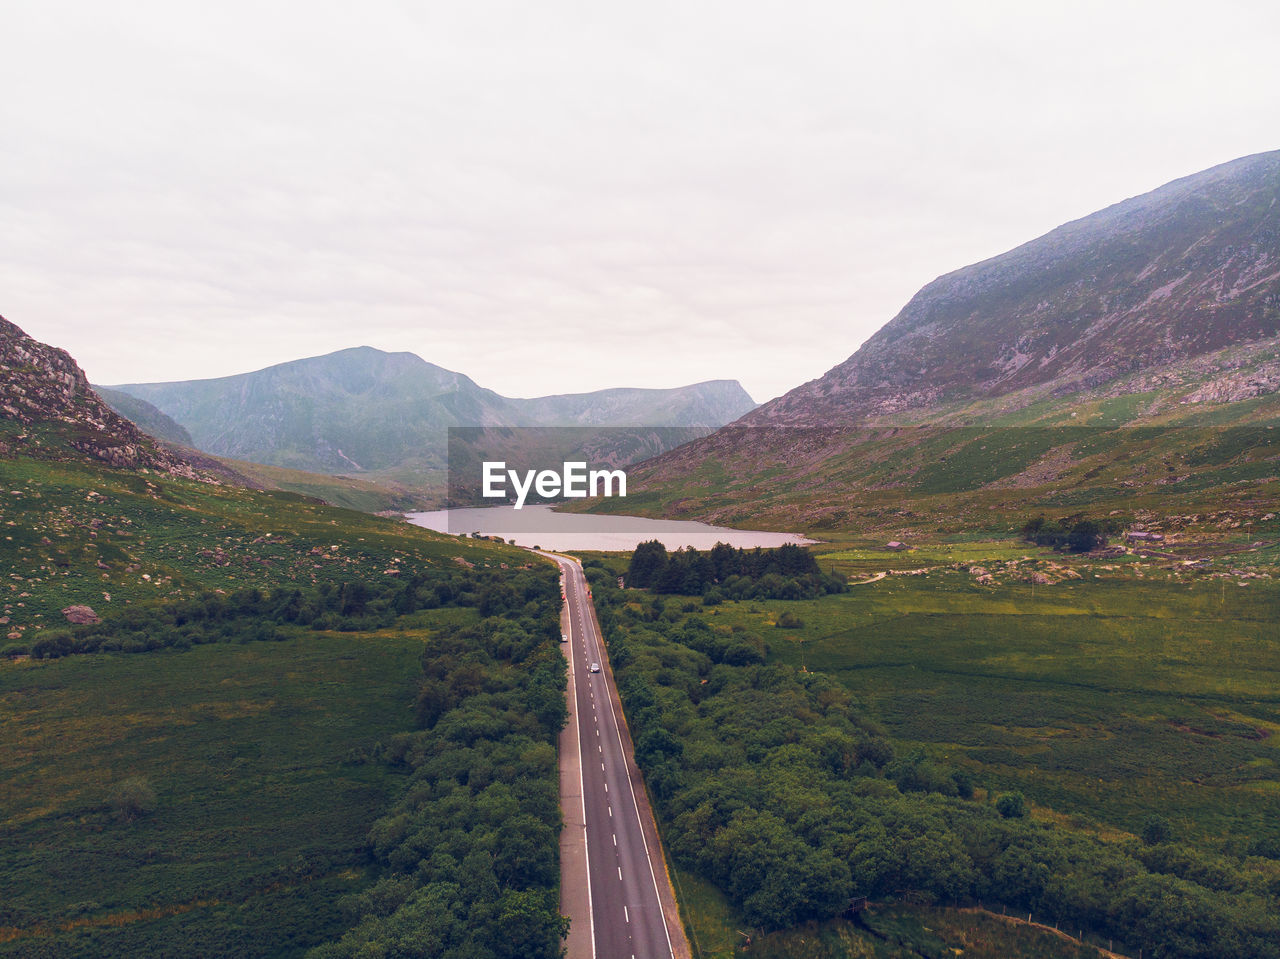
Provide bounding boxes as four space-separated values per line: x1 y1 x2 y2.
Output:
26 566 542 659
1021 515 1122 553
627 540 845 601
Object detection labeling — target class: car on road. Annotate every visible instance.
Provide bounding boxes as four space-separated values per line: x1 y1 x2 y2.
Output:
561 632 568 642
589 662 600 673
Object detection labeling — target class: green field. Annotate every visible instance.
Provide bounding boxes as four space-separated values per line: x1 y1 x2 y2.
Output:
0 633 426 957
701 563 1280 854
669 865 1109 959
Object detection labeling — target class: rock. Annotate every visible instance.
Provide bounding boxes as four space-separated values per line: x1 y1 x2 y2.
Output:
0 316 212 479
61 604 101 625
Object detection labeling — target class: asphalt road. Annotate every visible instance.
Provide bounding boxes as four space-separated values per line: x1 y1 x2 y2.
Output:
547 554 686 959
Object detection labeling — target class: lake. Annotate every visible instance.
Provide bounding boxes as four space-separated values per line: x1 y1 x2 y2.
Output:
405 504 814 552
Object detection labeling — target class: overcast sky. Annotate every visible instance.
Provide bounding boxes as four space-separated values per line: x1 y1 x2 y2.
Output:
3 1 1278 403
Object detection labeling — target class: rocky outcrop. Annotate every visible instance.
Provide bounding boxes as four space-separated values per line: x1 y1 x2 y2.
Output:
0 315 212 479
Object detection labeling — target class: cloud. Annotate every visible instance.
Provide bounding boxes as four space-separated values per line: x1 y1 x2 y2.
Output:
3 0 1278 401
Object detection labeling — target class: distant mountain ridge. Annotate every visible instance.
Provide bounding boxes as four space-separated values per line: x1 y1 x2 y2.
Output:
93 387 195 447
104 347 756 477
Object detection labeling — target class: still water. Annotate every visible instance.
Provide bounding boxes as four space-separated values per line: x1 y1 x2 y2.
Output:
405 504 814 552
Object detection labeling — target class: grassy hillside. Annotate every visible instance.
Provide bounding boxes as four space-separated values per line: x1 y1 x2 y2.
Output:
0 428 516 649
216 457 431 513
592 337 1280 540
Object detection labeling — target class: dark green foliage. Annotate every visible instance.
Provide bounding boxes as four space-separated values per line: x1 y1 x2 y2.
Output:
1021 514 1118 552
310 573 567 959
26 566 546 661
996 792 1028 819
628 539 669 588
626 540 845 599
1142 815 1173 845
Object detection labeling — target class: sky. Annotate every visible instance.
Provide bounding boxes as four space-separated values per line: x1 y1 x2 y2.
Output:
3 1 1278 404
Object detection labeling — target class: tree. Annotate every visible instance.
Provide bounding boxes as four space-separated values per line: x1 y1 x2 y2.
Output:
628 540 668 588
1067 519 1104 553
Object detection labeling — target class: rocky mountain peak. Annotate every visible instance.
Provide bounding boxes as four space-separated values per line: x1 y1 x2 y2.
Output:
0 316 209 477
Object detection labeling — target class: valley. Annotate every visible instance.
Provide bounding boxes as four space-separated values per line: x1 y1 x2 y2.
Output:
3 145 1280 959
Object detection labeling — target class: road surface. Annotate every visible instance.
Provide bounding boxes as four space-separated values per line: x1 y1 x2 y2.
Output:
546 553 690 959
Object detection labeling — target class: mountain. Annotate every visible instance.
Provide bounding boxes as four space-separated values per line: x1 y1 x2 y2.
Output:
612 150 1280 535
0 316 209 478
517 380 757 427
754 149 1280 426
104 348 756 480
94 387 195 447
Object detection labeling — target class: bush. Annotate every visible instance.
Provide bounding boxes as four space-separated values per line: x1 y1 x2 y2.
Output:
108 777 158 823
1141 815 1173 845
996 792 1028 819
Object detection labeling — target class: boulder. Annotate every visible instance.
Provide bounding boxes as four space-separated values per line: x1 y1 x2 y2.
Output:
61 604 101 625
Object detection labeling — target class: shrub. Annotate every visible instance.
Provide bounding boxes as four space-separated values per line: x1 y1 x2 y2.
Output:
996 792 1028 819
108 777 158 823
1141 815 1173 845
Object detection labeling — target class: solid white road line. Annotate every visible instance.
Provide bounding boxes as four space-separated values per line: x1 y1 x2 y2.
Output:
565 571 597 959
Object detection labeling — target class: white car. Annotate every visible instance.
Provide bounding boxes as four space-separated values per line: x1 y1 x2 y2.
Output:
589 662 600 673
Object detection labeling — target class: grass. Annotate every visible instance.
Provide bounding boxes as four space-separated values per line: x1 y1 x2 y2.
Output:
695 565 1280 856
0 447 545 955
0 455 523 649
219 458 428 513
0 632 432 957
740 907 1107 959
674 884 1111 959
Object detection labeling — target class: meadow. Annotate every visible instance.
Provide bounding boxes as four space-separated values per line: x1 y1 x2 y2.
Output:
706 559 1280 854
0 633 426 957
